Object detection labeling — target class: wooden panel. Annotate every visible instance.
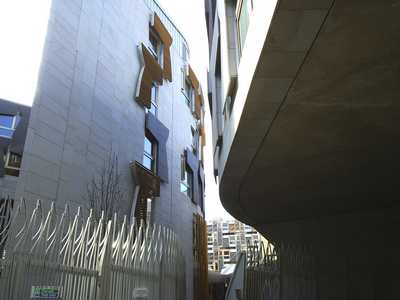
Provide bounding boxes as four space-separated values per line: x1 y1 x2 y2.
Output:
188 65 200 91
193 214 209 300
194 93 203 120
152 14 173 82
163 47 172 81
130 161 160 198
136 44 163 108
143 44 163 85
200 123 206 147
187 65 203 120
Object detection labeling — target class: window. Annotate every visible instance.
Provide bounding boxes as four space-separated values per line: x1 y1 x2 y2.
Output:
180 157 193 200
191 126 198 154
4 151 22 176
0 114 19 139
181 42 188 62
183 79 194 107
237 0 252 54
149 29 164 67
182 69 195 108
199 177 204 211
143 131 157 173
146 84 158 117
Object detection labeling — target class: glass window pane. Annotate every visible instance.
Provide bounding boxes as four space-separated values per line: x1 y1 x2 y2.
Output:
0 128 13 138
149 103 157 116
151 85 157 101
158 44 164 67
182 175 187 186
144 136 152 155
187 167 193 199
149 32 158 57
238 0 250 51
188 186 192 199
187 169 193 183
185 81 191 97
180 183 188 194
143 156 152 170
0 115 14 129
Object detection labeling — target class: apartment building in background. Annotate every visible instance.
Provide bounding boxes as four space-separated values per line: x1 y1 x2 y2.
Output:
205 0 400 298
0 0 207 298
0 99 30 198
207 219 262 272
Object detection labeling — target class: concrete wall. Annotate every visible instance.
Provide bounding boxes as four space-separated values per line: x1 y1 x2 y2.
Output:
14 0 202 298
258 205 400 300
206 1 400 299
207 0 278 179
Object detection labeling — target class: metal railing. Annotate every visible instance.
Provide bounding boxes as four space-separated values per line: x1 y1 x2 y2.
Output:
226 240 316 300
0 198 186 300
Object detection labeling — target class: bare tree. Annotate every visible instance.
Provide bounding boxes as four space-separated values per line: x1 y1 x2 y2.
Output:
85 152 125 221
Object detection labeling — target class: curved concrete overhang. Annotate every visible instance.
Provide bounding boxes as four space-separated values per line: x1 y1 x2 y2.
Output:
220 0 400 229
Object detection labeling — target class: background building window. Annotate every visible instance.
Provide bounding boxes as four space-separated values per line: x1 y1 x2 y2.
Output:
143 131 157 173
180 159 193 200
4 151 22 176
149 29 164 67
0 114 19 139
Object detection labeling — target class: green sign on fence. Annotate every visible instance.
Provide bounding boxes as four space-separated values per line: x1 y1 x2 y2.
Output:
31 286 62 299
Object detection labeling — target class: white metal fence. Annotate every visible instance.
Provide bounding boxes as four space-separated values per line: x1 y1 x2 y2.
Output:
227 240 316 300
0 198 186 300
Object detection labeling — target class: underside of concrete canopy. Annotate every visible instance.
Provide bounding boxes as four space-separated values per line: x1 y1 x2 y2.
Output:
220 0 400 232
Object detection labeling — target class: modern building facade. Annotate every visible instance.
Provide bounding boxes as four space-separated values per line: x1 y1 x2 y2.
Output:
207 219 262 272
205 0 400 298
1 0 207 298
